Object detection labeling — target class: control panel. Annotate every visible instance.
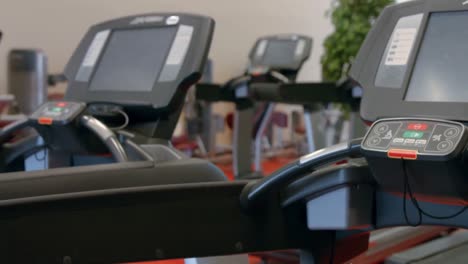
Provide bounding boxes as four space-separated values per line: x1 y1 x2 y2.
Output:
362 118 467 160
30 101 86 125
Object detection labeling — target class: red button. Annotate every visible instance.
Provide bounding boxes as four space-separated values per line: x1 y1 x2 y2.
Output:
56 102 67 107
407 123 428 131
38 117 53 125
388 149 418 160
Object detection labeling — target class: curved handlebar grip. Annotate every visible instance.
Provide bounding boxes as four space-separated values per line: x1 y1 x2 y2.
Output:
250 83 283 102
240 138 363 211
80 115 128 163
195 84 223 102
0 117 30 144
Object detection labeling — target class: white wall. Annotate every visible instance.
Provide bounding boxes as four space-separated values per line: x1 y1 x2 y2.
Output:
0 0 334 93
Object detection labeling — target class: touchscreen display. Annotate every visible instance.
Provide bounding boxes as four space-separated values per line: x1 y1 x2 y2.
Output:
406 11 468 102
262 40 298 67
89 27 176 92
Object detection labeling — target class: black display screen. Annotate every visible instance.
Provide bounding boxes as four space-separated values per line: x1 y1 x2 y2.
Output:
89 27 177 92
406 11 468 102
262 40 298 67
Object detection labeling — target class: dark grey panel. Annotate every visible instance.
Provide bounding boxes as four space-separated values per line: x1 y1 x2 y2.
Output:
64 14 214 111
375 14 423 89
0 157 226 206
89 27 176 92
249 34 312 71
406 11 468 102
262 40 298 67
75 66 93 82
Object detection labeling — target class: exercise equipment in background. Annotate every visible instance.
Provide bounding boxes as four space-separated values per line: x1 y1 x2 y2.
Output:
2 1 468 263
4 48 67 137
197 35 366 179
172 59 227 157
0 31 19 125
0 13 368 264
8 49 48 115
197 34 314 179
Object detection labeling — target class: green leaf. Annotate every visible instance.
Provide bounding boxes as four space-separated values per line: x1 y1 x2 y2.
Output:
321 0 395 81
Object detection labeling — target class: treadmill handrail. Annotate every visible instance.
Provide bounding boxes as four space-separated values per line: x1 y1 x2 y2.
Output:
240 138 363 211
196 82 357 105
249 82 354 104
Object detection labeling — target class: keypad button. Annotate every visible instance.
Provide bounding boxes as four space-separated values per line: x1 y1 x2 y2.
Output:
375 124 389 134
407 123 428 131
437 141 453 152
415 139 427 146
444 128 459 138
368 137 382 146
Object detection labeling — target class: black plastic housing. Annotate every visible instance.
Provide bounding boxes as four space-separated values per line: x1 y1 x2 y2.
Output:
366 156 468 201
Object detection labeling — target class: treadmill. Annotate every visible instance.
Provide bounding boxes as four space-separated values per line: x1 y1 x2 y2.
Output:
241 0 468 262
0 13 374 264
197 35 365 179
3 1 468 263
197 34 314 179
346 0 468 262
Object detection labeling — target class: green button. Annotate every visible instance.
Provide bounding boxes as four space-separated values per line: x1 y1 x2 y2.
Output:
52 107 63 112
403 131 424 139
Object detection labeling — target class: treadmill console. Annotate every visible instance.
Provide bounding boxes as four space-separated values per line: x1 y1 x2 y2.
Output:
248 34 312 74
362 119 466 161
30 101 86 125
64 13 214 121
350 0 468 123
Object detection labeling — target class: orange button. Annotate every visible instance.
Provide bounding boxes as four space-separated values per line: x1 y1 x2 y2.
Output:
38 117 53 125
388 149 418 160
56 102 67 107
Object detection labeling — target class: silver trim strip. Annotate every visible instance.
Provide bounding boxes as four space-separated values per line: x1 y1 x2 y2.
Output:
299 142 348 165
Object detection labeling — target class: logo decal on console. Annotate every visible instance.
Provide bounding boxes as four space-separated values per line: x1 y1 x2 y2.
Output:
166 16 180 25
130 16 164 25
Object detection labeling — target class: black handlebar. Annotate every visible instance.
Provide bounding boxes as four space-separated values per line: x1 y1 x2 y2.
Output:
196 81 360 105
0 118 30 144
240 138 364 211
0 113 128 164
250 82 350 104
47 74 67 86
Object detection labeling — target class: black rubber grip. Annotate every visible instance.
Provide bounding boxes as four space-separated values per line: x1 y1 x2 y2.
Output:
240 138 363 212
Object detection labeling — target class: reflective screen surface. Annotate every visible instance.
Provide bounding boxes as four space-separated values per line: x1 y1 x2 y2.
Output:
89 27 176 92
262 40 298 67
406 11 468 102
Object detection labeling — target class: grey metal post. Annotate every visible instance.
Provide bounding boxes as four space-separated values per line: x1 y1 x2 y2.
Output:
304 110 317 153
253 103 275 173
233 107 255 178
303 104 327 153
